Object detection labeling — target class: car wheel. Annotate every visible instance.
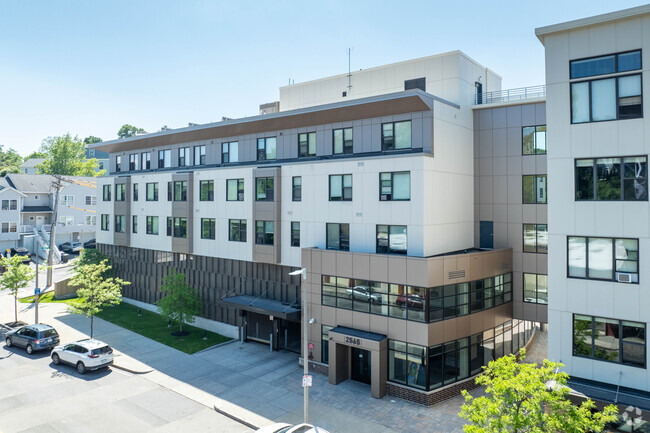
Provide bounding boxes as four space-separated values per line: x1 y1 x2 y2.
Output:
5 337 12 347
76 362 86 374
52 353 60 365
26 344 34 355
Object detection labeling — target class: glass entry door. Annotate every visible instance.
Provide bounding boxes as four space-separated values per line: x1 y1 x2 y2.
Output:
351 347 371 384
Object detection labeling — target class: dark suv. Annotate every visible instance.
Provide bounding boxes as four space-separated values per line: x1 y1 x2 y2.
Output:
5 324 60 354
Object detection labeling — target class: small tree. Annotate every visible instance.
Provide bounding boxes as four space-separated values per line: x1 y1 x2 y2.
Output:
156 271 201 335
0 255 35 324
459 350 618 433
74 249 112 277
69 259 129 337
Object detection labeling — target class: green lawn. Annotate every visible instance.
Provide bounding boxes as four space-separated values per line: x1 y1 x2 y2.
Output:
19 291 85 308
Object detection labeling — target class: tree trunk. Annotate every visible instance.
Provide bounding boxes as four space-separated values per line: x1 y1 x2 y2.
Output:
14 294 17 324
179 318 183 333
90 315 94 338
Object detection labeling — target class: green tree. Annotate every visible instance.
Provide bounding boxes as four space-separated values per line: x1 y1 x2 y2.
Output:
117 124 146 139
23 150 47 160
156 271 202 334
36 134 105 177
69 259 129 337
459 351 618 433
74 249 112 278
0 145 23 176
83 136 103 145
0 254 36 324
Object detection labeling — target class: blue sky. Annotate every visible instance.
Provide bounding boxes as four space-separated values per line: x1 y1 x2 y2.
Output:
1 0 648 156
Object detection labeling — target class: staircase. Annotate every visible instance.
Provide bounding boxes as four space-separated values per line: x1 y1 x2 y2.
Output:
34 227 61 264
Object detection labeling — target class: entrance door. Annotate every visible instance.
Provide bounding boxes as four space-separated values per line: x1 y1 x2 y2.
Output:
35 216 43 228
246 313 273 344
480 221 493 249
277 319 301 353
351 347 371 385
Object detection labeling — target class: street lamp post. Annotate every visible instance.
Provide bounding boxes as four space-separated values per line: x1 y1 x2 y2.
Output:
289 268 310 424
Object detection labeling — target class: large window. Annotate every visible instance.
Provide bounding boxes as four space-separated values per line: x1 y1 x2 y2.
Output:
1 200 16 210
523 224 547 253
256 177 274 201
571 74 642 123
129 153 139 171
523 273 548 304
291 221 300 247
568 236 638 283
146 183 158 201
173 181 187 201
173 217 187 238
194 145 206 166
146 216 159 235
227 179 244 201
229 219 247 242
141 152 151 170
200 180 214 201
570 50 641 79
377 225 407 255
201 218 215 240
329 174 352 201
102 185 111 201
255 221 274 245
257 137 277 161
222 142 238 163
292 177 302 201
158 150 171 168
114 215 125 233
326 223 349 250
115 156 121 172
115 184 126 202
380 172 410 201
333 128 353 155
382 120 412 151
389 341 427 389
100 214 109 231
522 125 547 155
178 147 191 167
575 156 647 201
522 175 547 204
573 314 645 368
298 132 316 157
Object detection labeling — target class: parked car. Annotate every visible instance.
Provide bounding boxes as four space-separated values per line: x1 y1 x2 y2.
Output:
83 239 96 249
5 324 60 354
346 285 382 303
51 339 114 374
59 242 82 254
9 247 31 263
256 423 330 433
395 294 424 310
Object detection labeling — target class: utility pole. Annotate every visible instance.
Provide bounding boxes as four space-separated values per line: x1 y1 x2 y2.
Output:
34 236 39 323
47 175 64 289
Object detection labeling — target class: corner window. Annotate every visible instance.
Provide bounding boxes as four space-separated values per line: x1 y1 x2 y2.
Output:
573 314 645 368
178 147 190 167
522 175 547 204
291 222 300 247
382 121 412 151
146 216 159 235
158 150 171 168
115 156 122 172
329 174 352 201
229 219 246 242
257 137 277 161
114 215 125 233
102 185 111 201
568 236 638 283
132 184 138 201
575 156 647 201
115 184 126 202
298 132 316 157
132 215 138 234
146 183 158 201
199 180 214 201
173 181 187 202
326 223 349 251
379 172 410 201
129 153 139 171
523 224 547 253
226 179 244 201
256 177 274 201
194 145 206 166
201 218 215 240
522 125 547 155
333 128 353 154
173 217 187 238
141 152 151 170
222 142 238 163
377 225 407 255
255 221 274 245
523 273 547 304
100 214 109 231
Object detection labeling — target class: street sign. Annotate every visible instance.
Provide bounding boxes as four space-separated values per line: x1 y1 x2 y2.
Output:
308 343 314 350
34 288 40 296
302 375 312 387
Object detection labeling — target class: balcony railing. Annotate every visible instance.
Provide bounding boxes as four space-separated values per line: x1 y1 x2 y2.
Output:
474 85 546 105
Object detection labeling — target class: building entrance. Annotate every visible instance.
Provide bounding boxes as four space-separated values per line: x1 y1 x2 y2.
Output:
351 347 371 384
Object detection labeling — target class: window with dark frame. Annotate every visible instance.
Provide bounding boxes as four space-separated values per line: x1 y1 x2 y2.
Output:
292 176 302 201
172 217 187 238
573 314 645 368
226 179 244 201
522 175 547 204
114 215 125 233
178 147 191 167
256 177 274 201
257 137 277 161
376 225 407 254
222 142 239 163
291 221 300 247
129 153 139 171
326 223 349 250
298 132 316 157
229 219 247 242
100 214 109 231
115 184 126 202
146 182 158 201
575 156 647 201
173 181 187 201
158 150 171 168
523 273 548 304
115 155 122 171
523 224 548 253
132 215 138 234
166 217 172 236
133 183 138 201
333 128 353 154
141 152 151 170
201 218 215 240
146 216 159 235
167 182 172 201
522 125 547 155
568 236 639 283
570 50 641 79
379 172 410 201
199 180 214 201
329 174 352 201
382 120 412 151
194 145 206 166
255 221 274 245
102 185 111 201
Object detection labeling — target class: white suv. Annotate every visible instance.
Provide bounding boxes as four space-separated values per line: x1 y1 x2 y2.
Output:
51 339 114 374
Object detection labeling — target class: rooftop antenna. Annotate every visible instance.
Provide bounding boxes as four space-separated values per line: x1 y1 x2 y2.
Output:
347 48 353 94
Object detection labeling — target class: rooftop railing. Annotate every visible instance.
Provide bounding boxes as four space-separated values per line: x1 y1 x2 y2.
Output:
474 85 546 105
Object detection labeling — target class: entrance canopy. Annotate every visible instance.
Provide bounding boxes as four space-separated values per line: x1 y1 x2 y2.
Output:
329 326 387 342
220 295 301 321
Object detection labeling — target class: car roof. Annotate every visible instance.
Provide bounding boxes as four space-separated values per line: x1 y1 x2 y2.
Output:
75 339 109 348
29 323 56 331
12 247 28 252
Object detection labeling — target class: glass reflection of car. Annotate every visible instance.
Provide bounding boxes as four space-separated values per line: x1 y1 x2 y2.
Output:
346 285 382 303
395 293 424 310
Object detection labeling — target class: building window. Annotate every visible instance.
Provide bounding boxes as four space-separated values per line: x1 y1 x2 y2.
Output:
166 217 172 236
115 184 126 202
146 183 158 201
522 125 547 155
101 214 109 231
58 216 74 226
114 215 125 233
199 180 214 201
85 195 96 206
298 132 316 157
229 219 247 242
102 185 111 201
570 50 641 79
523 273 548 304
329 174 352 201
571 74 643 123
146 216 159 235
389 341 427 389
61 195 74 206
523 224 548 253
226 179 244 201
173 181 187 201
522 175 547 204
573 314 645 368
568 236 638 283
178 147 191 167
382 120 412 151
141 152 151 170
291 222 300 247
129 153 139 171
575 156 647 201
9 222 17 233
132 215 138 234
257 137 277 161
194 145 206 166
173 217 187 238
167 182 172 201
10 200 17 210
133 184 138 201
1 223 7 233
85 215 96 226
321 325 333 364
201 218 215 240
256 177 274 201
115 156 121 171
290 176 302 201
2 200 17 210
222 142 238 163
326 223 349 250
158 150 171 168
255 221 274 245
333 128 353 154
379 172 410 201
377 225 407 254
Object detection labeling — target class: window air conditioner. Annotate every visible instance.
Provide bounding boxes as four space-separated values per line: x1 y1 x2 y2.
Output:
616 272 633 283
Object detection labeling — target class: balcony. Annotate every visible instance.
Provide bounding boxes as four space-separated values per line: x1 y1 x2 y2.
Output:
474 85 546 105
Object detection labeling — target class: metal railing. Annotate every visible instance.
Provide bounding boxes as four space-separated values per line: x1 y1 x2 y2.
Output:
20 225 50 234
474 85 546 105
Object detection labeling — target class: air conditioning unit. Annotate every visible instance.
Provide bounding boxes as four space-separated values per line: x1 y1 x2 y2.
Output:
616 272 633 283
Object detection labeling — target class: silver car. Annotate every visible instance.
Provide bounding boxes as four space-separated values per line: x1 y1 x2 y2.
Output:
345 285 382 303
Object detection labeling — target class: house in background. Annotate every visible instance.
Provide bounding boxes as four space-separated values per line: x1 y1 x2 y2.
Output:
19 158 45 175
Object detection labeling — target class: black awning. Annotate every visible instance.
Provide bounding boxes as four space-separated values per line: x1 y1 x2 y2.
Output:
21 206 53 213
220 295 301 321
330 326 387 342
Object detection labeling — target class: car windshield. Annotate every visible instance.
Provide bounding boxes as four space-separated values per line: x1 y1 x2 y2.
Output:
91 346 111 356
40 329 57 338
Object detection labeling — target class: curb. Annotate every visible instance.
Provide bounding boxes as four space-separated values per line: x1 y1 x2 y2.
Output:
213 398 271 431
111 363 153 375
193 338 237 355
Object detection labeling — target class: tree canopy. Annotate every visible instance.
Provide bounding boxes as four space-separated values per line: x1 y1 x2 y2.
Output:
36 134 105 177
117 124 146 139
83 136 103 145
0 145 23 177
23 150 47 160
156 271 202 334
459 350 618 433
0 254 35 324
